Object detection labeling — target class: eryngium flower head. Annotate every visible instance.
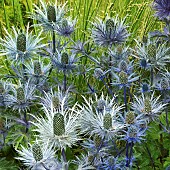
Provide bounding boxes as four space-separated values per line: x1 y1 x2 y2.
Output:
25 58 51 84
132 92 166 122
91 16 129 46
4 81 36 112
122 125 146 143
16 141 57 170
79 95 124 140
55 18 76 37
133 38 170 71
31 101 81 149
30 0 66 31
152 0 170 21
51 50 77 72
111 71 139 88
40 86 69 111
155 76 170 91
0 25 45 63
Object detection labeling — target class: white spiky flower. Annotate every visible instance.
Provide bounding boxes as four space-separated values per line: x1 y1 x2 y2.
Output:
79 95 124 140
30 0 66 31
15 141 58 170
40 86 70 112
31 98 81 150
132 92 166 122
0 24 45 63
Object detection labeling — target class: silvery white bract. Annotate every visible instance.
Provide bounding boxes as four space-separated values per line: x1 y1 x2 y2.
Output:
133 37 170 71
16 141 57 170
4 80 36 112
91 16 129 46
30 0 66 31
132 92 166 122
0 24 45 63
31 98 81 150
79 95 124 140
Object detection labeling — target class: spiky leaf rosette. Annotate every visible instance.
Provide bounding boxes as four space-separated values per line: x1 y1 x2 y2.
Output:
17 33 26 52
47 5 56 22
103 113 112 130
32 143 43 162
53 113 65 136
17 87 25 102
61 52 69 64
34 61 41 75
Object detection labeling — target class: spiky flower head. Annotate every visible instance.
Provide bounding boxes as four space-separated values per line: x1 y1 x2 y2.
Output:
61 52 69 64
147 44 156 59
34 61 42 75
133 37 170 71
152 0 170 22
92 16 129 46
4 81 36 112
160 78 169 90
53 113 65 136
80 95 124 140
47 5 56 22
103 113 112 130
122 125 146 143
30 0 66 31
32 143 43 162
119 71 128 85
141 83 150 93
132 93 166 122
17 33 26 52
17 87 25 103
55 18 76 37
93 134 103 148
125 111 135 125
0 25 45 63
51 50 77 72
31 99 81 149
94 68 104 80
16 141 56 169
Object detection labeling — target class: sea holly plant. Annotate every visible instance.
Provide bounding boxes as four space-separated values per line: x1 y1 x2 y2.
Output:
0 0 170 169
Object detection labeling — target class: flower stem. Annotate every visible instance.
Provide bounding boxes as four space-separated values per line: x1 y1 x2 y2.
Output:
61 148 68 170
52 30 56 53
150 67 153 86
23 111 28 133
63 70 67 92
123 86 127 112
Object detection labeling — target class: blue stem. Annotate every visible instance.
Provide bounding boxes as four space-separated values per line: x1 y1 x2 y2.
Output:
126 142 129 167
124 86 127 112
63 70 67 92
62 148 68 170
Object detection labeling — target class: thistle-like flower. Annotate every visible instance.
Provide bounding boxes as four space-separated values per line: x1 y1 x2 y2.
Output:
0 25 45 63
155 76 170 91
152 0 170 22
51 50 77 73
133 38 170 71
91 16 129 46
40 86 70 111
15 141 59 170
132 92 166 122
111 59 133 74
4 81 36 112
31 99 81 149
55 18 76 37
111 71 139 88
121 125 146 143
30 0 66 31
25 58 51 84
73 154 96 170
80 95 124 140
